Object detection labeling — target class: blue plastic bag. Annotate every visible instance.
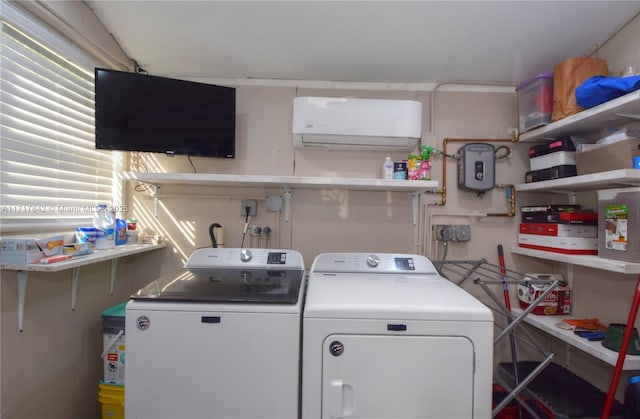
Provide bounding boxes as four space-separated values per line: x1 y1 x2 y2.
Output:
575 75 640 108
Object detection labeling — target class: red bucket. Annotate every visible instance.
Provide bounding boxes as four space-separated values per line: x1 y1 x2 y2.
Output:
492 383 553 419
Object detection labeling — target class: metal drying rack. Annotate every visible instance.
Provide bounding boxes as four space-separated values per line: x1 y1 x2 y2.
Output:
433 258 560 419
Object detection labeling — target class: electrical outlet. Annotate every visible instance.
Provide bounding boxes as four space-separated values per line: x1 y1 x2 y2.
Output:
266 195 282 212
240 199 257 216
434 225 454 242
453 224 471 242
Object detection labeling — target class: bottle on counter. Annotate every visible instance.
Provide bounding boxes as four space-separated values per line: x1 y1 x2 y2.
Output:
382 156 394 180
93 204 115 249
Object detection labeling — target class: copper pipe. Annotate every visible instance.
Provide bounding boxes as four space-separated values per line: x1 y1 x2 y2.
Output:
487 184 517 217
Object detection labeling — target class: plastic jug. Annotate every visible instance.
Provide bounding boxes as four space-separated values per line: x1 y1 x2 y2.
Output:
94 204 115 249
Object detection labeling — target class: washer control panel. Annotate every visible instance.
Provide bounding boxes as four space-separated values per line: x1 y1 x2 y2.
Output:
185 248 303 270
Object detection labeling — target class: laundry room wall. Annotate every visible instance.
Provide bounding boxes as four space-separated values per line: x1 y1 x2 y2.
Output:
125 85 524 268
2 7 639 419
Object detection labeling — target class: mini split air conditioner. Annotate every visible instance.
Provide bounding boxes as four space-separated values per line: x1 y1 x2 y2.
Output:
292 97 422 151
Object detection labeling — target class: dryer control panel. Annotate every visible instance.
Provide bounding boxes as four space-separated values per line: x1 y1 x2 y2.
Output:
310 252 439 274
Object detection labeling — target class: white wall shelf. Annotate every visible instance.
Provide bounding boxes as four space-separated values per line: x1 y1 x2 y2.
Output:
516 169 640 193
511 246 640 274
1 243 166 332
512 308 640 370
123 172 439 225
0 243 166 272
122 172 439 192
514 169 640 193
518 90 640 142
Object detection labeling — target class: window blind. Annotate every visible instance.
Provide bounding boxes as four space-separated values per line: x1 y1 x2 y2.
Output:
0 3 119 233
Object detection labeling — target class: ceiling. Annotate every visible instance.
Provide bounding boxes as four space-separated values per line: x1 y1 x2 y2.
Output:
85 1 640 86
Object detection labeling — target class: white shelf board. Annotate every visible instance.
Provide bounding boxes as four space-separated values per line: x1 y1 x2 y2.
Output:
122 172 439 192
519 90 640 142
0 243 167 272
511 246 640 274
512 308 640 370
514 169 640 193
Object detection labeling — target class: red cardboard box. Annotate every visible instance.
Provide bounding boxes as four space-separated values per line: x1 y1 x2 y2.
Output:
517 273 571 315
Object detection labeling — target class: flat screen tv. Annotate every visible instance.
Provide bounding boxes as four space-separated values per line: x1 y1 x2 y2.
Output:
94 68 235 158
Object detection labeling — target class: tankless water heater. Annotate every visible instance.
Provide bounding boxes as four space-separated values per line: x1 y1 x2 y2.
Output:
457 143 495 191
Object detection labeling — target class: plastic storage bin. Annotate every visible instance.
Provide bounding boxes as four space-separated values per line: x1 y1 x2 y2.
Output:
98 381 124 419
517 73 553 133
597 187 640 262
102 302 127 385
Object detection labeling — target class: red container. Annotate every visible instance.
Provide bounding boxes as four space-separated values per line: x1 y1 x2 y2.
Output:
492 383 553 419
517 273 571 315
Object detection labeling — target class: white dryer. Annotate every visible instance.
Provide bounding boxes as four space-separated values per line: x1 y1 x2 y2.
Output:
125 248 305 419
302 253 494 419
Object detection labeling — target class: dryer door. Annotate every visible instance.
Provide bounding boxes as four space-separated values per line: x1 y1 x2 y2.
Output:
322 334 474 418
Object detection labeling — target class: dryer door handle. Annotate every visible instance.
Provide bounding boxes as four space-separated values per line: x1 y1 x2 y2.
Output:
327 379 354 418
328 379 344 418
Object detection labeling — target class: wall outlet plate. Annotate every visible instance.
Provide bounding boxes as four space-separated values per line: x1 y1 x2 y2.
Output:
240 199 257 216
266 195 283 212
434 225 454 241
453 224 471 242
434 224 470 242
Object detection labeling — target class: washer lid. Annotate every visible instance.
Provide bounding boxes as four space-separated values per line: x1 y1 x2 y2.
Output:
131 267 305 304
303 273 492 321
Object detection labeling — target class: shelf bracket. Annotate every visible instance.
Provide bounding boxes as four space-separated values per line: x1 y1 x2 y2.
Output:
71 266 80 311
283 186 292 222
110 259 118 295
17 270 27 333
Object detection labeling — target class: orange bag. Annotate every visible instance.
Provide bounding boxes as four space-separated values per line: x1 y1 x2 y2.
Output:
552 57 609 121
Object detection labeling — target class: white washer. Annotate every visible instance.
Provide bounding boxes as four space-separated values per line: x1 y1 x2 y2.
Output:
125 248 306 419
302 253 494 419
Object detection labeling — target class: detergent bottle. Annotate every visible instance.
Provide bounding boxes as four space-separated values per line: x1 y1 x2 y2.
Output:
417 145 434 180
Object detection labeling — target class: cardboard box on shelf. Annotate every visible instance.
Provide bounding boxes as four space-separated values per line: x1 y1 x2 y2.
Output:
575 138 640 175
518 234 598 255
0 234 64 264
517 273 571 315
